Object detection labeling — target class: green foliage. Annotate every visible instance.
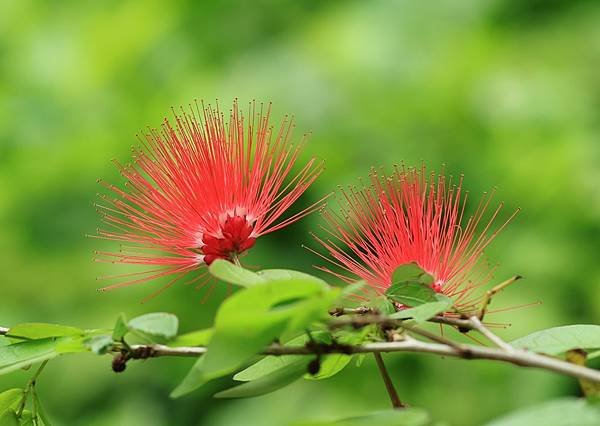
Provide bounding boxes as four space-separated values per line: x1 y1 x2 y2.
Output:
0 389 23 417
485 398 600 426
589 351 600 360
234 333 318 382
18 411 33 426
0 338 71 375
112 314 129 341
171 267 340 398
385 263 441 308
372 296 397 315
169 329 213 347
209 259 266 287
233 330 354 383
391 263 434 286
389 295 453 323
0 409 19 426
256 269 328 286
127 312 179 341
385 283 438 307
511 325 600 355
84 335 113 355
6 324 83 341
292 408 432 426
215 361 307 399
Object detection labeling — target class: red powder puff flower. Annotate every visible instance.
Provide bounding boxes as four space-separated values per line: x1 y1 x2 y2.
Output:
310 164 518 311
95 100 325 296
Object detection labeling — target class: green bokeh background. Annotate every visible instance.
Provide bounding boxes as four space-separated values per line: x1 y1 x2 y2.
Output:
1 0 599 425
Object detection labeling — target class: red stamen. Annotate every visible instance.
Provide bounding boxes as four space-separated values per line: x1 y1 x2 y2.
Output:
311 164 517 310
95 100 325 296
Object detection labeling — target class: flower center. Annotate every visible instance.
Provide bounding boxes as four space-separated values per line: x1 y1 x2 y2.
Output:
431 279 444 293
201 215 256 265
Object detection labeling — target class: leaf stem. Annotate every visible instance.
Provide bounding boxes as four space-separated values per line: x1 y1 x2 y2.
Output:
16 360 49 417
373 352 406 409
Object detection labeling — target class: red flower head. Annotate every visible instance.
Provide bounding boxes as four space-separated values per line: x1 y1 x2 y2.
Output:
95 100 324 294
311 164 518 311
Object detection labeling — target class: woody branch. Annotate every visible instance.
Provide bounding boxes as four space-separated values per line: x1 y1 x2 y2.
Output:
3 319 598 384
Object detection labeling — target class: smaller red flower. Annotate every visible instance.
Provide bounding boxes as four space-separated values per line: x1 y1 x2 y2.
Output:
311 164 518 311
95 100 325 295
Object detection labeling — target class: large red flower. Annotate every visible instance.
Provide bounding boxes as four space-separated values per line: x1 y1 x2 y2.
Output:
95 101 324 293
311 165 518 310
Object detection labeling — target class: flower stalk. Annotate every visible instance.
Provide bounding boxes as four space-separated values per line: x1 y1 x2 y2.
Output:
373 352 406 409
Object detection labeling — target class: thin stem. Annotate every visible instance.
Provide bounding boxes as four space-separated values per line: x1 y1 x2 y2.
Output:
478 275 522 320
17 360 48 417
428 315 474 329
231 254 242 267
373 352 405 409
124 340 600 384
4 320 600 390
401 322 464 351
329 306 372 317
468 316 514 351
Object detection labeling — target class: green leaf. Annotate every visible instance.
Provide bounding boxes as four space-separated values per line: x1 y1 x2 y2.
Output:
355 354 366 367
6 323 82 340
385 282 437 307
305 353 352 380
0 389 23 415
32 389 50 426
305 329 363 380
236 329 357 383
371 296 396 315
84 335 113 355
511 325 600 356
169 329 213 347
234 333 316 382
204 279 332 375
18 410 33 426
171 278 336 397
209 259 265 287
389 295 453 323
485 398 600 426
128 313 178 341
234 332 343 382
588 350 600 360
0 409 19 426
292 407 431 426
257 269 327 286
170 356 206 399
0 339 62 375
215 361 306 399
54 336 87 354
391 263 433 286
112 314 129 341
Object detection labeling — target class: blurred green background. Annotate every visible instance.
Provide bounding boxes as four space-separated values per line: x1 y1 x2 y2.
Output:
1 0 599 424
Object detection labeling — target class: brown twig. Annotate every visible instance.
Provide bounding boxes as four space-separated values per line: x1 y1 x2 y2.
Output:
478 275 522 320
329 306 372 317
121 339 600 384
373 352 406 409
468 316 514 351
3 321 599 386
